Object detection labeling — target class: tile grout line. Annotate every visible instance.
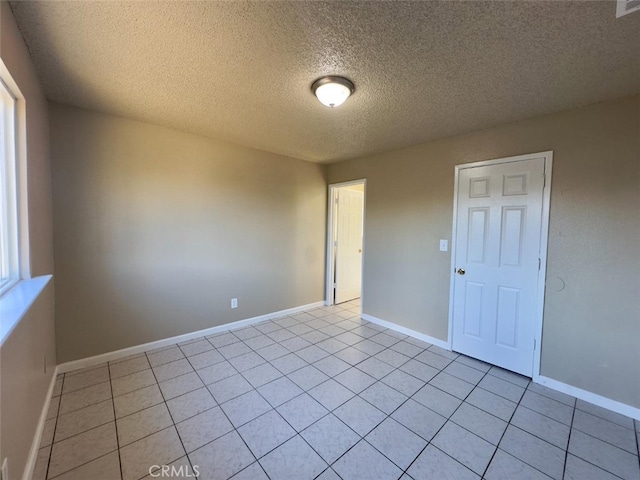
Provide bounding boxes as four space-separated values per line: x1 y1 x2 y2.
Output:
47 452 118 480
512 400 572 429
288 318 471 477
479 373 529 479
199 381 283 467
54 379 113 415
233 460 272 480
416 366 543 476
403 365 496 479
525 383 575 407
45 410 114 447
101 310 448 477
501 414 574 454
358 385 443 476
181 336 274 479
46 377 121 479
561 399 577 480
55 317 458 408
519 388 576 421
487 388 592 479
44 307 350 478
249 387 333 478
567 419 639 456
563 429 637 479
55 303 637 480
365 322 640 476
44 373 65 480
572 398 637 428
192 308 399 476
143 350 195 479
572 404 638 431
565 452 630 480
516 393 639 458
184 350 321 477
107 359 125 480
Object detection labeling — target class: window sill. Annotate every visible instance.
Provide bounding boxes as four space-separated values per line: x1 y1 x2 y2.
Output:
0 275 52 346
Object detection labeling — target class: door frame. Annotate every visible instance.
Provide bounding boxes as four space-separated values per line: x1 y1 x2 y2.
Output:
447 151 553 379
325 179 367 306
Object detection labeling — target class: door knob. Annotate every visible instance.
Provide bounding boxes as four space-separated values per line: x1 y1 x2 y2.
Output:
457 268 465 275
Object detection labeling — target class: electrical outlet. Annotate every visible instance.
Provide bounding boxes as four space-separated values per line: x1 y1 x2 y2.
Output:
2 457 9 480
231 298 238 309
439 239 448 252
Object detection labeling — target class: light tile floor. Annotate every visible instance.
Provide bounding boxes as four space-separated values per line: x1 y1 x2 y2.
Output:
34 300 640 480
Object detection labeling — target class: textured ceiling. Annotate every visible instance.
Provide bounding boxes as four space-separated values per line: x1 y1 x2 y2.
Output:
9 1 640 163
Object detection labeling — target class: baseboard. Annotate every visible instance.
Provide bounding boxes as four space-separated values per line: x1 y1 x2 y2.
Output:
361 314 640 421
22 365 59 480
361 313 451 350
536 375 640 421
57 301 325 374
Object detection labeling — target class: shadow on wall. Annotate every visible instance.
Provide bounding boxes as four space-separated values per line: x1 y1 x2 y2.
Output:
50 103 328 362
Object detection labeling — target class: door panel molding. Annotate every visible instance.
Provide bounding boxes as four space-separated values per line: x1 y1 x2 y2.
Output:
448 151 553 380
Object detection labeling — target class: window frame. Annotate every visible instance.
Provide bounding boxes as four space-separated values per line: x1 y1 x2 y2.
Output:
0 58 30 297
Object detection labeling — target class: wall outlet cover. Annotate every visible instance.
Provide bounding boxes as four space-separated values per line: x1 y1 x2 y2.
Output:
231 298 238 309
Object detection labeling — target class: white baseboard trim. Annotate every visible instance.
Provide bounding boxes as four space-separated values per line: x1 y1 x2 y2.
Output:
361 314 640 421
57 301 325 374
23 366 59 480
536 375 640 421
361 313 451 351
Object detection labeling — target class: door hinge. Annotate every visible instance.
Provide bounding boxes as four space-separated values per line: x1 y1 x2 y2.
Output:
538 258 541 270
534 339 537 350
333 283 337 288
335 196 339 205
334 240 338 247
543 174 546 187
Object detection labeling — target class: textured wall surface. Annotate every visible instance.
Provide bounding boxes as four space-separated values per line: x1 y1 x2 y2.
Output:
50 104 327 362
10 1 640 162
328 95 640 408
0 2 56 479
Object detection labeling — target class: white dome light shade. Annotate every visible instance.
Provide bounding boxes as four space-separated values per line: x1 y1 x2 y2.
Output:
312 76 355 108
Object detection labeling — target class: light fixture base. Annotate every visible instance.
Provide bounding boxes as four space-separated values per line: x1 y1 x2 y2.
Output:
311 76 355 108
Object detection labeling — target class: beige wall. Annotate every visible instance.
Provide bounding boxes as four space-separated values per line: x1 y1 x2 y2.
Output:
0 2 56 479
328 95 640 409
0 284 56 479
50 104 327 363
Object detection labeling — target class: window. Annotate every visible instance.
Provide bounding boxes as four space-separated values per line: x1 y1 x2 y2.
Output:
616 0 640 18
0 59 28 296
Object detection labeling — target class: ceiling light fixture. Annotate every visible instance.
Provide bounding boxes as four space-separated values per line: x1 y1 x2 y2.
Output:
311 76 355 108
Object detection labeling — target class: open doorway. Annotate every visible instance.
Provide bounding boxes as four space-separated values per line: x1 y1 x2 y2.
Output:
326 180 366 306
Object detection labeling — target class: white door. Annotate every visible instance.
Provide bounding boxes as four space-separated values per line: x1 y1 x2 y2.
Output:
335 188 364 304
451 156 546 376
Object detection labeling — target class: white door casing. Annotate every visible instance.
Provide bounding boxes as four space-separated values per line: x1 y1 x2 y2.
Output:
335 188 364 304
450 152 552 377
